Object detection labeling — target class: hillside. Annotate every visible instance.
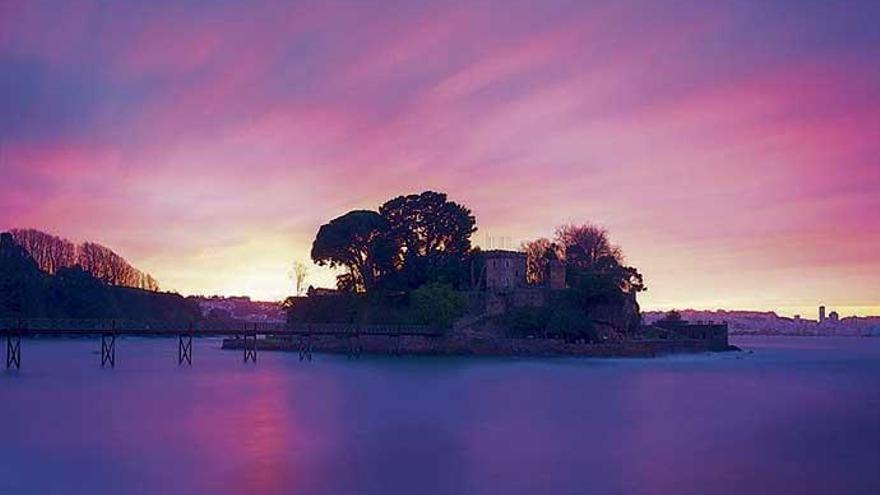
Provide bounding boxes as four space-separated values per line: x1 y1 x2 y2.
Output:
0 232 198 321
8 229 159 290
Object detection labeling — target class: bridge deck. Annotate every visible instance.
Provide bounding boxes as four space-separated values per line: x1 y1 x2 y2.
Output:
0 319 442 337
2 319 442 369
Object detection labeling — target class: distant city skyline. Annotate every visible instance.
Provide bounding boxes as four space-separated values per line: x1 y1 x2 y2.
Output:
2 1 878 315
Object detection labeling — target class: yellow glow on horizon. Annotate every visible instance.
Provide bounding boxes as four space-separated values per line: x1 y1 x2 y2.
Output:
138 233 338 302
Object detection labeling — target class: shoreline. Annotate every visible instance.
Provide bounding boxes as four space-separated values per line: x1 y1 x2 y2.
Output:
221 334 739 358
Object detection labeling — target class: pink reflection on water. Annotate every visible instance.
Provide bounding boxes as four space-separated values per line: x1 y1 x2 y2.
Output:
182 364 303 494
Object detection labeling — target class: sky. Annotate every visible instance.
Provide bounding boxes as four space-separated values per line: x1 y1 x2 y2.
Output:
1 0 879 317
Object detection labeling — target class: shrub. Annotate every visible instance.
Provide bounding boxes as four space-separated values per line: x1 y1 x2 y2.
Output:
503 306 549 338
410 283 466 328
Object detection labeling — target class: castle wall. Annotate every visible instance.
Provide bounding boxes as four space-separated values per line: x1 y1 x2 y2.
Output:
484 252 526 290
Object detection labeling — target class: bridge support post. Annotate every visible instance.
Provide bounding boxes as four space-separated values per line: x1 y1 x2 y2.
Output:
243 334 257 363
101 333 116 368
178 334 193 366
392 325 403 356
298 334 312 362
6 333 21 370
347 332 362 360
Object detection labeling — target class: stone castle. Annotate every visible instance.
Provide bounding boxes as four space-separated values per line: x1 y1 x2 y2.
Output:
469 249 568 317
481 249 566 291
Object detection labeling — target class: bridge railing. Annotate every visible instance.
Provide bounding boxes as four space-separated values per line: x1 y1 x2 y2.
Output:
285 323 442 336
0 318 287 334
0 318 440 336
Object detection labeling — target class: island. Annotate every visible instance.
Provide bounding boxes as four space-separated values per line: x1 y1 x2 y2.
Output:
223 191 734 357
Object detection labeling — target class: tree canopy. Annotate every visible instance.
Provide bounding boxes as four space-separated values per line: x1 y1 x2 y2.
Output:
379 191 476 289
310 191 477 292
310 210 389 292
521 237 562 284
555 223 622 270
9 228 159 290
521 223 645 296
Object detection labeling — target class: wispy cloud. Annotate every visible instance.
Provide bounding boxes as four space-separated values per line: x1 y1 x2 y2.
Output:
1 0 878 311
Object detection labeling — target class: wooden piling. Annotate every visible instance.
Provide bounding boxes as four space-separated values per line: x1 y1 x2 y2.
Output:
243 333 257 363
178 334 193 366
6 333 21 370
101 333 116 368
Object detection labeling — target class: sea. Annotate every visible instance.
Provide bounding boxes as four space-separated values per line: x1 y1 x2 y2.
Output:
2 336 879 494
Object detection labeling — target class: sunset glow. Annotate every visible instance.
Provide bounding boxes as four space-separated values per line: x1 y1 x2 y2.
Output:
2 0 878 316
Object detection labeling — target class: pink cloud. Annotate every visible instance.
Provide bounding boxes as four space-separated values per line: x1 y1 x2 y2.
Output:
2 0 878 310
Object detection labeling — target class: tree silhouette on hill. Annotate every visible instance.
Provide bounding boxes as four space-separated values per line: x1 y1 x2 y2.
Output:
0 232 196 320
9 229 159 290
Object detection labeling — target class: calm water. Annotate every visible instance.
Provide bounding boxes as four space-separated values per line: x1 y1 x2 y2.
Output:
2 336 879 495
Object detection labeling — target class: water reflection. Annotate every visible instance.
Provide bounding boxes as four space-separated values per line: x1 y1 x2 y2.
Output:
2 337 880 494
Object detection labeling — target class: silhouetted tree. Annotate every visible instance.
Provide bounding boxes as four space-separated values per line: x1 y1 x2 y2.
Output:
544 223 645 297
555 223 622 270
0 232 193 320
379 191 476 289
9 229 159 291
521 238 563 285
592 254 646 294
79 242 136 288
9 229 77 275
0 232 48 316
311 210 389 292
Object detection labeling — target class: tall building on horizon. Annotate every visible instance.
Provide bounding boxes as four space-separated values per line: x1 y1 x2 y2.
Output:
819 305 826 323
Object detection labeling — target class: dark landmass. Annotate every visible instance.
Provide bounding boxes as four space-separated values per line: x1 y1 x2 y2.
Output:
1 232 199 321
291 191 646 342
272 190 731 357
9 228 160 290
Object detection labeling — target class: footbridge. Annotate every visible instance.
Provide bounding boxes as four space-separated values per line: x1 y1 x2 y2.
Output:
0 319 441 370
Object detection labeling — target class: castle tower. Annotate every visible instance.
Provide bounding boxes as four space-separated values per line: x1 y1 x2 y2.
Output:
483 250 527 290
546 259 566 289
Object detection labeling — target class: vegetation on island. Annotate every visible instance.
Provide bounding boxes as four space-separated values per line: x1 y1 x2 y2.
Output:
503 224 646 342
310 191 477 293
288 190 646 338
288 191 475 327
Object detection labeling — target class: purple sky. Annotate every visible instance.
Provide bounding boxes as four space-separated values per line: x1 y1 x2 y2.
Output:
1 0 879 316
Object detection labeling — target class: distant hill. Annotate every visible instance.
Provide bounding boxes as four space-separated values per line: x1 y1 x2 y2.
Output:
643 309 880 336
8 229 159 291
0 232 198 321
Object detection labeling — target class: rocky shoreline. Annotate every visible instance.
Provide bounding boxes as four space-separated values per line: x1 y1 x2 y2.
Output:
222 334 738 358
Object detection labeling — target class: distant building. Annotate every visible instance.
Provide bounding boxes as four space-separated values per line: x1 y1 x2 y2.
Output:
828 311 839 323
483 250 527 290
819 305 826 323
